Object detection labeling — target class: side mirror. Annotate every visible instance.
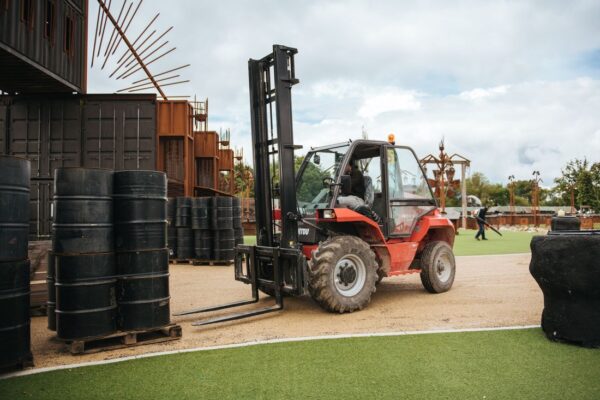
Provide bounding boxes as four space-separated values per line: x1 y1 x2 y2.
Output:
340 174 352 196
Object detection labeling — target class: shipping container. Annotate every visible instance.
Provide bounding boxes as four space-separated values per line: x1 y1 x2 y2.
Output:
194 131 219 157
9 96 82 178
218 148 234 171
83 95 156 170
0 94 157 240
157 101 193 137
0 0 87 93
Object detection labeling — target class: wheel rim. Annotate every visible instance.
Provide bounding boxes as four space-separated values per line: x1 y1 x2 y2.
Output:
435 251 453 283
334 254 367 297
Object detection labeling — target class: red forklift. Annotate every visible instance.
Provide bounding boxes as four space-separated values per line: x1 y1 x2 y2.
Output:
177 45 455 325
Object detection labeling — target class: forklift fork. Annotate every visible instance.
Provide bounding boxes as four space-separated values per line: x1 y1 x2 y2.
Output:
173 245 285 326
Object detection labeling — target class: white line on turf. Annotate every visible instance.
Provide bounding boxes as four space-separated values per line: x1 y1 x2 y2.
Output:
0 325 539 380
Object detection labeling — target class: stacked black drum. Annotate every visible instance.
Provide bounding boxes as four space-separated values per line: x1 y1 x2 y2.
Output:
193 197 213 260
175 197 194 260
169 196 244 262
51 168 171 340
233 197 244 248
212 197 235 261
0 155 32 369
52 168 117 340
113 171 170 330
166 198 177 257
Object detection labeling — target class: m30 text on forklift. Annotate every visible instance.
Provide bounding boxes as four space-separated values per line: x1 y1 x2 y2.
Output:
176 45 456 325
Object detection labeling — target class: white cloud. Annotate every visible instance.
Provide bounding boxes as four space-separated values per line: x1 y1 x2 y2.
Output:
358 90 422 118
85 1 600 188
458 85 510 101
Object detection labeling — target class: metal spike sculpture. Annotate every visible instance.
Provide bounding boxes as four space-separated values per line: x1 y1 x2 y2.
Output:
420 140 470 228
91 0 191 99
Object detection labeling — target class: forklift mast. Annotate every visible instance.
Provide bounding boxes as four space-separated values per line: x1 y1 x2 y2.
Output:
173 46 305 326
248 45 301 250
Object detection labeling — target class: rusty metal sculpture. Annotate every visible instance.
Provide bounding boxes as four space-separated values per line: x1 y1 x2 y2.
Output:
91 0 191 99
420 140 470 228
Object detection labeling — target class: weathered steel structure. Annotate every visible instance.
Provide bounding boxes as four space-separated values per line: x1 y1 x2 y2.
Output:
0 0 87 94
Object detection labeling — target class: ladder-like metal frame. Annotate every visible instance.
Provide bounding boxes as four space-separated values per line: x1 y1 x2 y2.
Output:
174 45 304 325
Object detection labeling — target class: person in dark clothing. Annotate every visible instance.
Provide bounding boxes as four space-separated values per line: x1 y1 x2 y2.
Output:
346 161 365 199
475 206 488 240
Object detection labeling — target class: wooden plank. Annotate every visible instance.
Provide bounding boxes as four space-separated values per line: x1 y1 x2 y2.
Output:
64 324 182 355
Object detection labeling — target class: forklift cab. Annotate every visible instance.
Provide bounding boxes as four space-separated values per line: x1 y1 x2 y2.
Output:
296 139 436 241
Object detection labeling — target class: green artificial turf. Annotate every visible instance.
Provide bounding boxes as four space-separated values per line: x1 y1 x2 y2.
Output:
453 228 538 256
246 229 537 257
2 329 599 399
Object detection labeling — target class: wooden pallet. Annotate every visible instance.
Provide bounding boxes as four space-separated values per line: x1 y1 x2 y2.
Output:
173 259 194 264
64 324 182 355
192 259 233 266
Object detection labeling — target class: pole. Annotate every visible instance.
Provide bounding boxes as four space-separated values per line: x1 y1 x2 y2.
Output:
461 163 467 229
97 0 167 100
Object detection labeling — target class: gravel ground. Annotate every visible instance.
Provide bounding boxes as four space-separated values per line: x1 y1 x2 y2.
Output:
29 253 542 369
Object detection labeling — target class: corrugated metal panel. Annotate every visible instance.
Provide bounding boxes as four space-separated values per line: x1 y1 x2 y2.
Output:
218 148 234 171
30 180 53 239
9 96 81 178
194 131 218 157
83 96 156 170
161 138 184 182
5 94 157 240
157 101 192 137
196 158 216 188
0 0 86 93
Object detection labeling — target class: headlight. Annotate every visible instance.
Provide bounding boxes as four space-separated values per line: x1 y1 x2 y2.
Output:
322 209 336 219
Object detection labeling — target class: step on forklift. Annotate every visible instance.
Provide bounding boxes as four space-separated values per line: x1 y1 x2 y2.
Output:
176 45 456 326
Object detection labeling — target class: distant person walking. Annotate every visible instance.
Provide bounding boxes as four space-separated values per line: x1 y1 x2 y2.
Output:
475 206 488 241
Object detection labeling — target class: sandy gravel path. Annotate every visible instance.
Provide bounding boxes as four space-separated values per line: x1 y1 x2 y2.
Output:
28 253 542 368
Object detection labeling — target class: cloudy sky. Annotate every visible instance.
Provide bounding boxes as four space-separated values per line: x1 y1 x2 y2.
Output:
88 0 600 186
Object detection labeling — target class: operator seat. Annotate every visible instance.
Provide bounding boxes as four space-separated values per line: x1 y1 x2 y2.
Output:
363 175 374 207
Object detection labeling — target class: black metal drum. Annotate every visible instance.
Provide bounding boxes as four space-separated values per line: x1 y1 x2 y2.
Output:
211 196 233 230
54 253 117 340
0 259 31 368
175 197 192 228
0 156 30 261
194 229 213 260
47 252 56 331
176 228 194 260
52 168 113 254
113 171 167 252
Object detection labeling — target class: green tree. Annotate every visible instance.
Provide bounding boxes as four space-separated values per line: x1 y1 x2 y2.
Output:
465 172 508 206
234 161 254 197
554 158 600 211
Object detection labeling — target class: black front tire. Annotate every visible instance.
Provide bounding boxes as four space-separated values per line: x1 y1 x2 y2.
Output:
420 241 456 293
308 236 378 313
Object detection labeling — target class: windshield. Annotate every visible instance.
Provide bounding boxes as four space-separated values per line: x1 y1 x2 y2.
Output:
296 144 349 216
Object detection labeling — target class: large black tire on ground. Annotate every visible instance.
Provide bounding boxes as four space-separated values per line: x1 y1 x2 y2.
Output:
530 234 600 347
419 241 456 293
308 236 378 313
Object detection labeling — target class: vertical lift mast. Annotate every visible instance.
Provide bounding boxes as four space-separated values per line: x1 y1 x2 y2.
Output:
176 45 305 325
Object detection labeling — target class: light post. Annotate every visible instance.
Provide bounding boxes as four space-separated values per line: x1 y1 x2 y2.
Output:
531 171 542 227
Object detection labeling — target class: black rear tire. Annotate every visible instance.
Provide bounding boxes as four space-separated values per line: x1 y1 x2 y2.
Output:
308 236 378 313
420 241 456 293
